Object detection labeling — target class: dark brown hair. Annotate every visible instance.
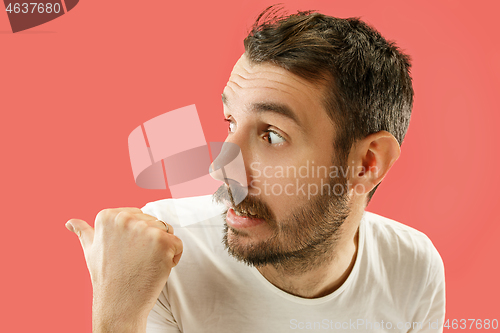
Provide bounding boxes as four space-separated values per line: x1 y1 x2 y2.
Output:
244 5 414 203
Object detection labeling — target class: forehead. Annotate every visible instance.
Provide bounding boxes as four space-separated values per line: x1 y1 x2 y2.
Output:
223 54 332 132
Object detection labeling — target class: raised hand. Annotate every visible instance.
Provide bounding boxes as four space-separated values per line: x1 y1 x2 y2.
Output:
66 208 183 333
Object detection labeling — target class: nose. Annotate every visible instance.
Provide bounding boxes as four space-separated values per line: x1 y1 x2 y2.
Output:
209 141 248 205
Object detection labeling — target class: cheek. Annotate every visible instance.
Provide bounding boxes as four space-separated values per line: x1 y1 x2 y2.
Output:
248 149 334 208
251 166 328 219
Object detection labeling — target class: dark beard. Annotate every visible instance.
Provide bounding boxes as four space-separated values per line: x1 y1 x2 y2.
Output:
212 170 351 276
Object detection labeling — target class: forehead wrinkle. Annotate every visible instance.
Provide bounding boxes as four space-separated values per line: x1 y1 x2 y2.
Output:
226 75 318 130
230 61 323 110
235 57 319 90
226 79 293 96
229 70 311 97
225 82 297 110
224 83 296 113
224 55 328 135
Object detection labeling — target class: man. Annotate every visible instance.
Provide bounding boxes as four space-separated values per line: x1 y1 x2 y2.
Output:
66 6 445 333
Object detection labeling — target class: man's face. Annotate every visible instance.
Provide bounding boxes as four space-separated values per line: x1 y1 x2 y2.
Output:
212 54 351 270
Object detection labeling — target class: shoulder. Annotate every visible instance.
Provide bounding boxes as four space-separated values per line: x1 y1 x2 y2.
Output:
140 194 225 228
361 211 444 283
358 212 445 317
363 211 440 257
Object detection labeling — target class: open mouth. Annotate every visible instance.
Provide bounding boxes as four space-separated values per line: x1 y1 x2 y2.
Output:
223 199 259 219
234 208 258 219
225 207 267 229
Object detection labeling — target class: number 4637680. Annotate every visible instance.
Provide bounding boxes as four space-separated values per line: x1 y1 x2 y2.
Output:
444 319 498 330
5 3 62 14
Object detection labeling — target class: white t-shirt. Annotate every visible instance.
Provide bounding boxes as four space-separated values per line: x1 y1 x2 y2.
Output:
142 195 445 333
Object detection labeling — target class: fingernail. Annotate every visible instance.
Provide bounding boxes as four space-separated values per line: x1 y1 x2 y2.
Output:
65 221 75 233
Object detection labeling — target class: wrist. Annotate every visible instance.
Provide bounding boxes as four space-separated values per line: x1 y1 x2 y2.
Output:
92 318 146 333
92 297 149 333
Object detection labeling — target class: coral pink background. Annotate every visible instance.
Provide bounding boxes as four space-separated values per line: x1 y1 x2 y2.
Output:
1 0 499 331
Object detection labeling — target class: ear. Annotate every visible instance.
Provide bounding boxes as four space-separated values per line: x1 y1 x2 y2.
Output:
346 131 401 199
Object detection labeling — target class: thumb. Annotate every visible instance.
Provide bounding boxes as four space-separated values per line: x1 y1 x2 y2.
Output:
66 219 94 250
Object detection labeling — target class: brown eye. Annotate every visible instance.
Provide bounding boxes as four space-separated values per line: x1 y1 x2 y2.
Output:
264 130 286 144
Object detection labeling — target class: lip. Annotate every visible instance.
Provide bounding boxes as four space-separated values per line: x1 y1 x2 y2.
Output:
226 208 266 229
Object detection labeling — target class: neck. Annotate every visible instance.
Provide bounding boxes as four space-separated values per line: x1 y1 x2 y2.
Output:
256 207 363 299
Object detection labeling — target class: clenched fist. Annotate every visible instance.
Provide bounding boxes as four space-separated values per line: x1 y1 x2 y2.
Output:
66 208 183 333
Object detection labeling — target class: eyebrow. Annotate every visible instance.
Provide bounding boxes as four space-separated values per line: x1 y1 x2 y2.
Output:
221 92 302 128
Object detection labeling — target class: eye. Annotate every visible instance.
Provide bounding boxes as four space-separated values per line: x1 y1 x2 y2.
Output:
224 118 236 133
264 130 286 144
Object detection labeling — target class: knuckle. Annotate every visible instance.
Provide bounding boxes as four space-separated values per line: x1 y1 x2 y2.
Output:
133 219 149 232
147 227 166 243
115 211 134 227
95 208 113 228
130 207 143 214
115 210 133 220
143 213 156 220
95 208 110 222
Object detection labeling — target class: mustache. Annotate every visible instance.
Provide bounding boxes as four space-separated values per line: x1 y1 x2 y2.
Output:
212 182 276 223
